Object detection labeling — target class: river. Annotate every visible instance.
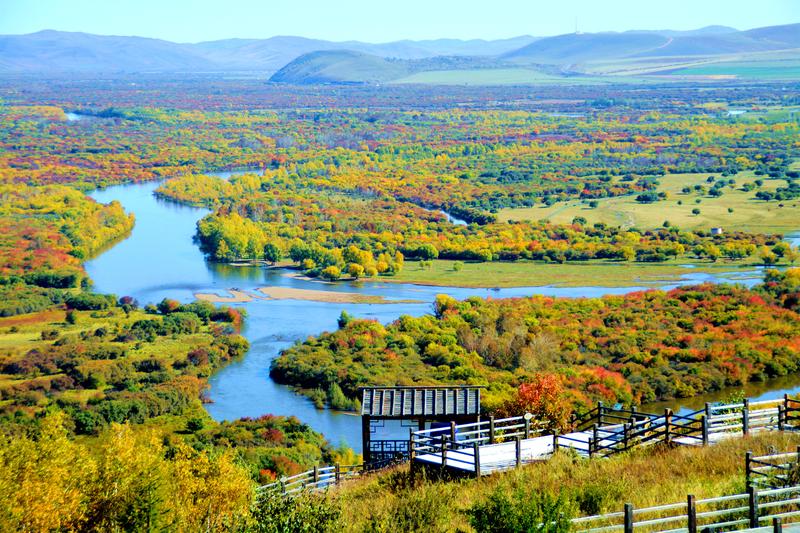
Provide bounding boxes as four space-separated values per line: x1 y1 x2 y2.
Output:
84 176 799 449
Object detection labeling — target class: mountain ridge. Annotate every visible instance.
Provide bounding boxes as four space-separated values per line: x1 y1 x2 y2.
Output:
3 24 794 74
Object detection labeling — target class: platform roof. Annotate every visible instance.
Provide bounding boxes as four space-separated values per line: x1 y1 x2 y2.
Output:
360 386 481 419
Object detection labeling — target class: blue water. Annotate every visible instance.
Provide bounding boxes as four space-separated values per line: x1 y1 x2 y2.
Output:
84 180 781 449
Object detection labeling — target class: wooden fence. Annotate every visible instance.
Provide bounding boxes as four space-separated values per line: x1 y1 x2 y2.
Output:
747 448 800 490
572 484 800 533
258 464 363 496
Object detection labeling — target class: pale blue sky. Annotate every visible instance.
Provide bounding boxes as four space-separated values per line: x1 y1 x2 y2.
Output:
1 0 797 42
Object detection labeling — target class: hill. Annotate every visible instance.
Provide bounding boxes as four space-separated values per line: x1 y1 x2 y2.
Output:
268 50 530 84
502 32 670 63
269 50 410 83
504 24 800 65
637 23 800 57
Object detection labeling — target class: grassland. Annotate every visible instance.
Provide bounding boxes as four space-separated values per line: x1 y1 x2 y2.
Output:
384 257 760 288
498 171 800 235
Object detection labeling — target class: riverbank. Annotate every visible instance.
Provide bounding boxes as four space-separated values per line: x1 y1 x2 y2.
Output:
195 285 423 304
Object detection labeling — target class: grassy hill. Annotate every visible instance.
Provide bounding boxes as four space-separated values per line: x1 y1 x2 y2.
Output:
269 50 411 83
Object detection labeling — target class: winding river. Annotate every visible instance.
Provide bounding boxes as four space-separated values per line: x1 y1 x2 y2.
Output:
85 177 800 450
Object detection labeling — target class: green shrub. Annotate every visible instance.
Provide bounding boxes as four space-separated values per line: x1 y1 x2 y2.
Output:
65 292 116 311
469 485 573 533
252 492 340 533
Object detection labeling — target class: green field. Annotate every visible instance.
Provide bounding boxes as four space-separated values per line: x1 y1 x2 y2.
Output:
383 257 765 288
667 59 800 79
391 68 648 86
583 50 800 79
498 171 800 235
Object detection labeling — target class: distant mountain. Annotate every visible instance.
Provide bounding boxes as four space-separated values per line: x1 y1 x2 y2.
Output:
0 30 537 73
189 36 344 71
0 30 215 72
628 25 739 37
1 24 798 81
637 23 800 57
502 33 670 63
503 23 800 64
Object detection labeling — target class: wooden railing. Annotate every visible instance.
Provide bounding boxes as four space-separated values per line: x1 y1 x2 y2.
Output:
557 408 707 458
572 484 800 533
409 415 548 458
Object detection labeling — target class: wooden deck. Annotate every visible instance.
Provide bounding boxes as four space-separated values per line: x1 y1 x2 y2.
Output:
411 396 800 478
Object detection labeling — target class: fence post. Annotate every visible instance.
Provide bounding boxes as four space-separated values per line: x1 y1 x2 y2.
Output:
743 398 750 435
598 401 604 425
409 428 415 461
441 436 448 468
778 405 785 431
687 494 697 533
313 465 319 485
748 485 759 528
525 417 531 439
701 415 709 446
280 478 286 495
489 416 496 444
335 463 341 484
592 424 599 452
553 432 559 453
746 451 753 486
473 442 481 478
705 402 712 422
624 421 631 450
450 421 457 443
588 437 594 458
515 436 522 467
624 503 634 533
664 409 672 444
785 394 792 430
774 516 782 533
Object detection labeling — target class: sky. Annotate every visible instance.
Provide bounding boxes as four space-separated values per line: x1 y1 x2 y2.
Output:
1 0 798 43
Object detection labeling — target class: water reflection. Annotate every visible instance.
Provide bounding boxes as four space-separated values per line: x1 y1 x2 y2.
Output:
644 373 800 416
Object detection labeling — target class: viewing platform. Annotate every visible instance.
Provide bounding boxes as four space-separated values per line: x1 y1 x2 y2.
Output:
410 396 800 478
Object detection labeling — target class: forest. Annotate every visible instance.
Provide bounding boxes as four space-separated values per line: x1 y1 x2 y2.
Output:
147 100 799 279
273 276 800 416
